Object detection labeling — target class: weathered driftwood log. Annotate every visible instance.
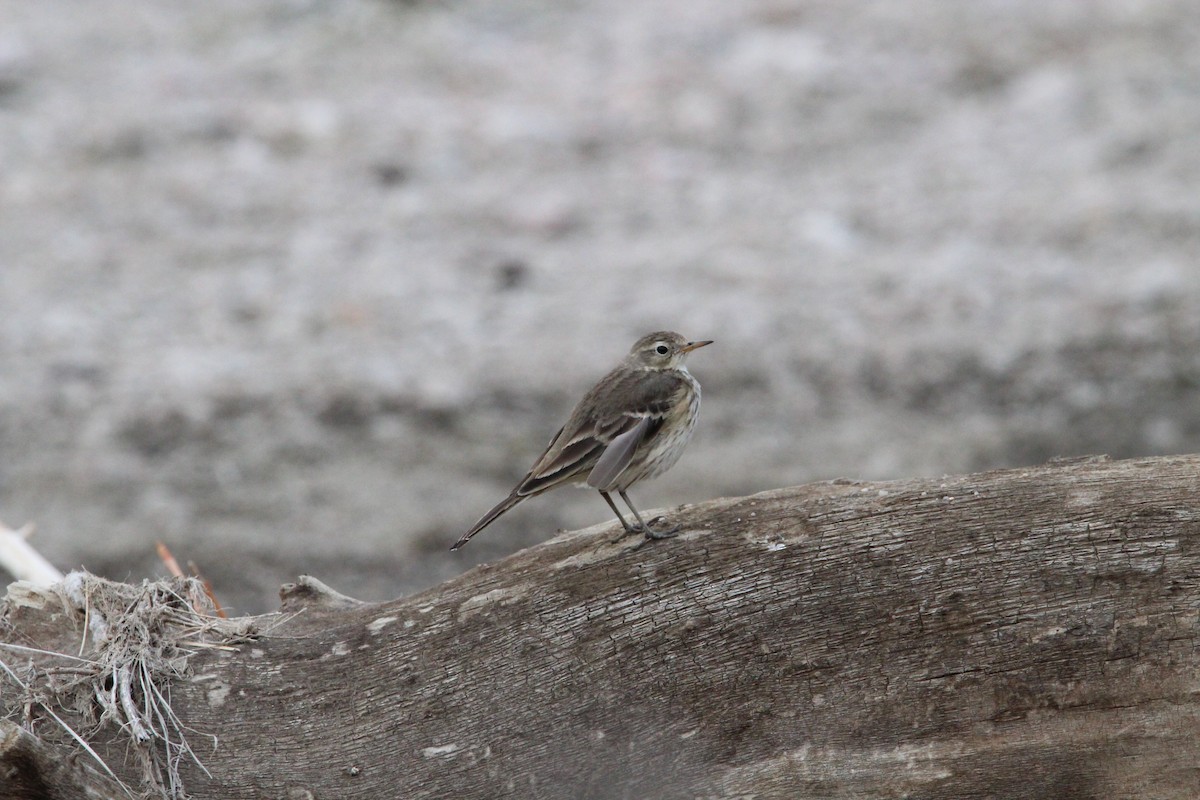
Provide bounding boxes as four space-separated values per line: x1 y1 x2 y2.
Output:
3 454 1200 799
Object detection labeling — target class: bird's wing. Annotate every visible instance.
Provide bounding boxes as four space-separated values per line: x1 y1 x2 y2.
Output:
517 413 636 495
515 369 681 496
586 416 651 490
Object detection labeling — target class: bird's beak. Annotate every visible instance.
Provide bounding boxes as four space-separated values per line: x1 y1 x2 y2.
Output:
681 340 713 353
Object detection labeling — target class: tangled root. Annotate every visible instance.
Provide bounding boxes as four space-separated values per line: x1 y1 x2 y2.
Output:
2 572 256 799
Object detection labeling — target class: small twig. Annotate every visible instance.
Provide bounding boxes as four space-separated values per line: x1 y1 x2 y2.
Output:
0 641 101 666
117 664 152 743
0 519 63 586
176 639 240 652
156 542 228 619
155 541 185 578
188 560 228 619
78 585 93 658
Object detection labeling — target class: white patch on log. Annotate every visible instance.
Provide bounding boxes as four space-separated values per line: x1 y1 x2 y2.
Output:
457 584 531 620
324 642 350 658
192 673 232 707
367 616 397 635
552 548 612 570
208 681 230 707
421 744 460 759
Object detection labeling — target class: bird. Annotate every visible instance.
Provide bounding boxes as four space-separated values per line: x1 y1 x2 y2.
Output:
451 331 712 550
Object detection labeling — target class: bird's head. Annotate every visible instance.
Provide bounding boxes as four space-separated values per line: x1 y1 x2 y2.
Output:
628 331 713 370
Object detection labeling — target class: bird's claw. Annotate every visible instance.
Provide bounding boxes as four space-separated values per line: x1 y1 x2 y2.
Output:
637 515 677 539
642 524 679 540
610 515 680 544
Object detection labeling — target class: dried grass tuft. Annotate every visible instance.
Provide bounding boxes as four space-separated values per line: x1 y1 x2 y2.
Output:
2 571 257 799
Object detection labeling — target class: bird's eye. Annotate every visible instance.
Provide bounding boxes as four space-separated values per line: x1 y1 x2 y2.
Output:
655 344 669 355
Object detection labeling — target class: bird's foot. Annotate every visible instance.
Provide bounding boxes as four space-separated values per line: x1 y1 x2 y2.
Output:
640 517 679 540
610 517 678 543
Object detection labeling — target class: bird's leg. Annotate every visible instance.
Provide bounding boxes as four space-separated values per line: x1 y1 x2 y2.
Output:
600 491 639 540
619 490 679 539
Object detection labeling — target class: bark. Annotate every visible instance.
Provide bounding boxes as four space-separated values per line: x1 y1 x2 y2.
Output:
3 454 1200 799
0 722 127 800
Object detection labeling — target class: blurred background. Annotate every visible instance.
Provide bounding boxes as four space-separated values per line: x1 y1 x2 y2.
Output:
2 0 1198 614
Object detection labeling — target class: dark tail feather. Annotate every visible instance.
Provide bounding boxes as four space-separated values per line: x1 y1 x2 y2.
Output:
451 492 524 550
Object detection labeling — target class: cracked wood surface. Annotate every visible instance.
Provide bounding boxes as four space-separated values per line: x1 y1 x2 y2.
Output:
4 454 1200 799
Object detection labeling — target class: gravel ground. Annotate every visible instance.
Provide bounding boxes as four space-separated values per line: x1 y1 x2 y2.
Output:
2 0 1199 613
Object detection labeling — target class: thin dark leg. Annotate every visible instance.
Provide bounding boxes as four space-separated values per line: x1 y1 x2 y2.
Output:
600 491 637 535
619 490 679 539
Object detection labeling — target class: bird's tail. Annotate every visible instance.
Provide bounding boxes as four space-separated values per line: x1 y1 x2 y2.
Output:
450 492 524 550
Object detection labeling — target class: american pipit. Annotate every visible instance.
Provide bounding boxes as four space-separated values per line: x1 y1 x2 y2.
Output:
451 331 712 550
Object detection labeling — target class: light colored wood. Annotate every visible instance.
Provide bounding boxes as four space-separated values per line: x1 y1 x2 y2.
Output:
4 455 1200 799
